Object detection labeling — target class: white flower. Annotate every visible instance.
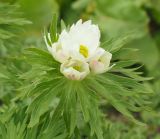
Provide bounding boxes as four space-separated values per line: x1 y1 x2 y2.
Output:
44 34 69 63
45 19 101 63
60 19 100 62
60 59 90 80
89 48 112 74
44 19 113 80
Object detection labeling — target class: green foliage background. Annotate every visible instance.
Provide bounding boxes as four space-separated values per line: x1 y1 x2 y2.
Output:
0 0 160 138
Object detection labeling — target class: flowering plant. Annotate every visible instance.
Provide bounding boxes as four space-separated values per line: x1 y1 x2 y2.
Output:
44 19 112 80
0 13 153 139
19 15 150 138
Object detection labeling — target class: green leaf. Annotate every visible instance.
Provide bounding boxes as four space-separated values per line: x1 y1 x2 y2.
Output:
44 28 52 46
77 85 90 122
50 14 58 43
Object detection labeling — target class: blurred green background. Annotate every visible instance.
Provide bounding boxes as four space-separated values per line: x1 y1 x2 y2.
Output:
0 0 160 138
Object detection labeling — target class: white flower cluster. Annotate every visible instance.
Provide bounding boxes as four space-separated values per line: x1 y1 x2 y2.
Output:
45 19 112 80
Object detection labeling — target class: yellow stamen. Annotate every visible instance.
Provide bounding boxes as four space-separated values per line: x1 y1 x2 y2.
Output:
73 65 81 71
98 58 102 62
79 45 88 58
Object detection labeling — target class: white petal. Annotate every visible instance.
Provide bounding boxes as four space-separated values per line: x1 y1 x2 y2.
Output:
101 51 112 68
60 59 90 80
89 60 105 74
87 47 105 62
44 32 70 63
59 19 101 60
76 19 83 26
70 20 100 55
59 30 69 42
89 49 112 74
49 42 69 63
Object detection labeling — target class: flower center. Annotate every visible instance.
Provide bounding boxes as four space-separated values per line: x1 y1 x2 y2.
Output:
73 65 81 71
79 45 88 58
98 58 103 62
